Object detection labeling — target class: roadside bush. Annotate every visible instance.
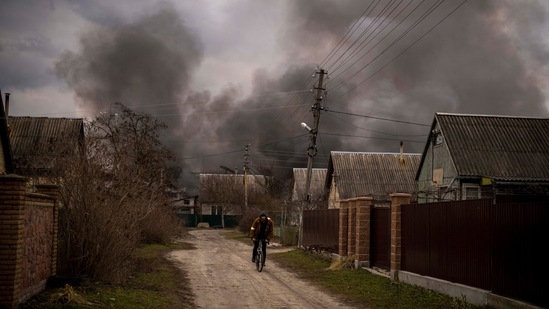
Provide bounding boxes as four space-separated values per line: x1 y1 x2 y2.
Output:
238 207 261 234
52 104 182 283
56 175 143 282
141 204 185 244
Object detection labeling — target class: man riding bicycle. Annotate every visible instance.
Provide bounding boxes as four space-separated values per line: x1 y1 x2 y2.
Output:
249 210 274 265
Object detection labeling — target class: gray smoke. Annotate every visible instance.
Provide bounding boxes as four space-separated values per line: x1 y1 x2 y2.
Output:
283 0 549 154
55 5 206 190
55 5 203 125
55 0 549 192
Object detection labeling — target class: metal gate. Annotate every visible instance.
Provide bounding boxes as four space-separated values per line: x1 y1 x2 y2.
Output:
371 206 390 270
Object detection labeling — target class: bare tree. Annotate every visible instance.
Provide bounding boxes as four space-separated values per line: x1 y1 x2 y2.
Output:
48 103 182 282
199 174 244 227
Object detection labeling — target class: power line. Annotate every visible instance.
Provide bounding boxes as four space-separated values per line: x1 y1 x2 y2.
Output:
330 0 468 100
326 109 430 126
330 0 446 94
320 132 425 144
329 0 425 81
319 0 379 68
324 0 385 71
179 134 309 160
328 0 406 74
325 112 428 136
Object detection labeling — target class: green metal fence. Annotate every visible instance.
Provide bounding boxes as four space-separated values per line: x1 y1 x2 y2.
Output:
177 214 242 228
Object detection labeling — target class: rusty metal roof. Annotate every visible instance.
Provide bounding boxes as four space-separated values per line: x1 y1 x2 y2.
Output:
326 151 421 200
432 113 549 182
8 116 84 173
291 168 327 201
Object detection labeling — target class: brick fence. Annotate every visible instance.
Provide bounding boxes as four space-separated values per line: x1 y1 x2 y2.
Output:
0 175 59 309
338 194 411 276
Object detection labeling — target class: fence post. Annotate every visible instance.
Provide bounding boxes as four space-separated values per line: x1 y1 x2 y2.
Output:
347 198 357 258
338 199 349 257
0 175 28 309
355 196 373 269
390 193 411 281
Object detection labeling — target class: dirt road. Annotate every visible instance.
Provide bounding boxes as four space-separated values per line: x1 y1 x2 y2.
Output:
168 229 357 309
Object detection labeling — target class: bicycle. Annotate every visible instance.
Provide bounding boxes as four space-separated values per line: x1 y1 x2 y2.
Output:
254 239 268 272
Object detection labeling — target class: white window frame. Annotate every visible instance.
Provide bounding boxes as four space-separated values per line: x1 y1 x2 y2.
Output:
462 185 480 200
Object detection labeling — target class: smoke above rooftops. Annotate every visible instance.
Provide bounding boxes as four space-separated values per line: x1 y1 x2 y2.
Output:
55 4 203 124
285 0 549 117
54 0 549 192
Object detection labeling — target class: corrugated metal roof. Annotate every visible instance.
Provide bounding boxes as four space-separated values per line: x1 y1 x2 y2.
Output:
8 116 84 172
292 168 327 201
436 113 549 181
327 151 421 200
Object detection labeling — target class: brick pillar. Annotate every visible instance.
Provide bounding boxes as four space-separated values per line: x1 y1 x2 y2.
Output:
338 199 349 257
390 193 411 281
35 184 60 276
0 175 28 309
355 196 372 269
347 198 357 258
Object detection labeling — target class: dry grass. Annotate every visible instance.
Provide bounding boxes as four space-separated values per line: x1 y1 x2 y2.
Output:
49 284 95 306
327 255 356 270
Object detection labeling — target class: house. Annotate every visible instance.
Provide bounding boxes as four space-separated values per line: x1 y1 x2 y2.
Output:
198 173 267 215
325 148 421 208
287 168 328 226
0 92 13 174
290 167 327 205
416 112 549 202
166 186 198 214
7 116 84 182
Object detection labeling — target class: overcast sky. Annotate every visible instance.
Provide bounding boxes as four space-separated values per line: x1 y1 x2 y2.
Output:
2 0 549 192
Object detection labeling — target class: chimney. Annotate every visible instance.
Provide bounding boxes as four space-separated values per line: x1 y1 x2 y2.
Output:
4 92 10 119
399 141 404 164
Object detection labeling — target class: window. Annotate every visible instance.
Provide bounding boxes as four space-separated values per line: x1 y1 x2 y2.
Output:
438 186 457 201
433 132 444 146
211 205 222 215
462 186 480 200
183 199 190 205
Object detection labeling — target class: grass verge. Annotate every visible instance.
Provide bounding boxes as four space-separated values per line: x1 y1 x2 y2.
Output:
19 242 195 309
269 249 486 309
223 229 481 308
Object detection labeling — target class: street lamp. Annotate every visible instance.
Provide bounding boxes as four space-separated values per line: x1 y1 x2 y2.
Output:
298 121 317 248
301 121 316 203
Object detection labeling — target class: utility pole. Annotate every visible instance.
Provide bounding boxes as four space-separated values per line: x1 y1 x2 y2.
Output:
299 68 326 247
243 144 251 209
304 68 326 204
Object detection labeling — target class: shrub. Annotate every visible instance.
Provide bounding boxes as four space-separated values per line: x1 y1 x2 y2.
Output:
238 207 262 235
141 205 185 244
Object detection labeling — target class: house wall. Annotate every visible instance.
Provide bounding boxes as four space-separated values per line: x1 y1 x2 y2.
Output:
417 125 458 202
0 175 59 309
199 203 239 216
201 203 213 215
327 179 340 209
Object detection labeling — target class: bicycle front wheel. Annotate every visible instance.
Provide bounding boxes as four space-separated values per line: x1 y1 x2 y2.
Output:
256 250 263 272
